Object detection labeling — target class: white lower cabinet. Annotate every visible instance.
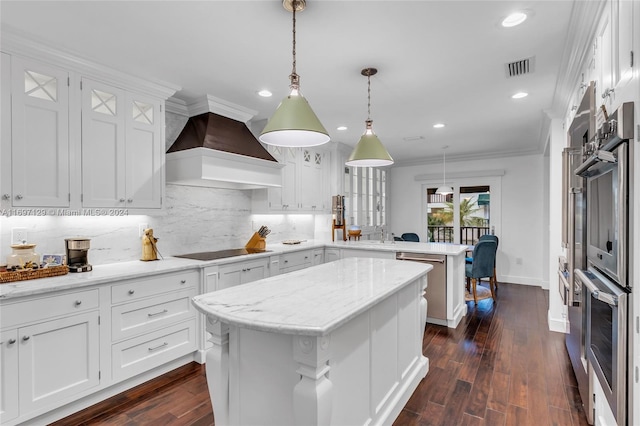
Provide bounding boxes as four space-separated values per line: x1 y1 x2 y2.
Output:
312 248 324 265
279 249 313 274
217 258 268 290
110 271 198 381
0 289 100 425
324 247 341 263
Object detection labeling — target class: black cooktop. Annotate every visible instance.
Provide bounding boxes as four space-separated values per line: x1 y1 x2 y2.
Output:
174 248 270 261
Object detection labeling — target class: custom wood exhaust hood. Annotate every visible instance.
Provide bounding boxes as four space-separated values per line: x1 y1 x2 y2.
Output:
166 96 283 190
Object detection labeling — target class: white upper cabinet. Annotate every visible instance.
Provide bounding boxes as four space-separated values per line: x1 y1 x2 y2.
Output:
253 145 331 213
5 56 70 207
593 0 635 109
1 34 176 212
82 78 163 208
299 148 328 211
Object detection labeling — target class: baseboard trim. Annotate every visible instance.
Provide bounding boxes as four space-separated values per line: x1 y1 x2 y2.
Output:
548 310 569 333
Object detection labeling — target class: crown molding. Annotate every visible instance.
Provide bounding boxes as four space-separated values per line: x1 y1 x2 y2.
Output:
166 94 257 122
414 169 506 182
393 145 542 168
0 26 180 100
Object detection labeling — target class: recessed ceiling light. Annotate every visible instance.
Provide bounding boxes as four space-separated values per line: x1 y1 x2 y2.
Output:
512 92 528 99
337 126 348 131
433 123 445 128
257 90 272 97
502 12 527 27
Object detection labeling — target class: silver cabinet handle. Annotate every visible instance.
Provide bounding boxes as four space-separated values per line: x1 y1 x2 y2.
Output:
22 335 30 341
1 194 9 200
128 289 135 295
148 342 168 352
304 256 308 259
284 260 289 263
8 339 16 345
15 194 23 200
148 309 168 317
119 198 126 202
127 199 133 203
180 279 186 284
75 300 82 306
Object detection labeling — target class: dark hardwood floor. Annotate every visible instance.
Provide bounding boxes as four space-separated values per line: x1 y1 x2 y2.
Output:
55 282 588 426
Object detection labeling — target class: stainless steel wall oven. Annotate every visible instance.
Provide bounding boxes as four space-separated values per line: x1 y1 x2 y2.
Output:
574 101 634 425
576 268 628 424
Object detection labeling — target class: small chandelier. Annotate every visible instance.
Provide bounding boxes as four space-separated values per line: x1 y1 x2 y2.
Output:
259 0 330 147
345 67 394 167
436 145 453 195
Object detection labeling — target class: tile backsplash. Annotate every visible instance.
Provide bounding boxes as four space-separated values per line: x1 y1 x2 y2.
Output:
1 184 327 265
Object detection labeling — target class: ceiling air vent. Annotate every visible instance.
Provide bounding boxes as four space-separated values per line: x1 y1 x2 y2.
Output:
505 57 534 77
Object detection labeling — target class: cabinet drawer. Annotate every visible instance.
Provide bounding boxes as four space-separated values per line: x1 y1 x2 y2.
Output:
111 319 197 381
111 270 198 304
111 289 196 341
280 250 312 273
1 289 99 329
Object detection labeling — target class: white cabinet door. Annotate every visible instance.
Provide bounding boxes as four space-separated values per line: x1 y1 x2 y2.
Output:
324 248 340 263
1 53 12 208
299 148 325 211
218 258 268 290
125 93 163 208
613 0 634 91
0 330 19 423
19 311 100 414
266 145 285 210
282 147 299 210
81 78 126 207
10 57 70 207
312 248 324 266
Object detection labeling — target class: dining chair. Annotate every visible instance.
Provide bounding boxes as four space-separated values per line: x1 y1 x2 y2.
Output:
401 233 420 242
466 234 499 290
465 240 498 304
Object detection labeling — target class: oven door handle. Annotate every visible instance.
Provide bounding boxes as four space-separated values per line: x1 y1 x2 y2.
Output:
575 269 618 307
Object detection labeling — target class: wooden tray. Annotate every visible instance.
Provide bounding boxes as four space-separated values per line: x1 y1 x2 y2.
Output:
0 265 69 284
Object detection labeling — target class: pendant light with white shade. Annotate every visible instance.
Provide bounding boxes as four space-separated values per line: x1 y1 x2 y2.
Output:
436 145 453 195
345 68 394 167
259 0 330 147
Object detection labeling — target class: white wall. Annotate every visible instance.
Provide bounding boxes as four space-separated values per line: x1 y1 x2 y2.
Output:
389 153 544 287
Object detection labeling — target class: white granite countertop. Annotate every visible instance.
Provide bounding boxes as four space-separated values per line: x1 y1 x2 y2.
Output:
0 257 204 299
192 257 432 336
0 239 462 300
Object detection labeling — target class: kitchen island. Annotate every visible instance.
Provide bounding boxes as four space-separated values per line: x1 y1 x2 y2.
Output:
192 257 431 426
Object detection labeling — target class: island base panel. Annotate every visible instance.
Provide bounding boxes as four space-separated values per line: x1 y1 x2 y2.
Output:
205 276 428 425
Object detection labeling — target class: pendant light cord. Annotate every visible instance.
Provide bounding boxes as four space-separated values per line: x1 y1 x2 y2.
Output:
290 0 299 87
367 73 372 121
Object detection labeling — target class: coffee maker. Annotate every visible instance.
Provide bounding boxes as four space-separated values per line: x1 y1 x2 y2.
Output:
65 238 92 272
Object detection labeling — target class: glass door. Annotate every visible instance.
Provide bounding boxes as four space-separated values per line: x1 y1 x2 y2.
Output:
424 179 498 244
